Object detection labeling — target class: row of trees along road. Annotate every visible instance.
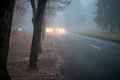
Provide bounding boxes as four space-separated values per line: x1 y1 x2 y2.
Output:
0 0 72 80
95 0 120 33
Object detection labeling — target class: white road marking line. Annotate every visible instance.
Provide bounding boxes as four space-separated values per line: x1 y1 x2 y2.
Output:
90 44 101 50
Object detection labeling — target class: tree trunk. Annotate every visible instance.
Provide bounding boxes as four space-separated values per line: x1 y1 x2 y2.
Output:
30 0 36 27
0 0 15 80
29 0 47 70
41 17 46 41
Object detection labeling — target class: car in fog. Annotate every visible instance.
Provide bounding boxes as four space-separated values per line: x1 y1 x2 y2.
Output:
46 27 66 34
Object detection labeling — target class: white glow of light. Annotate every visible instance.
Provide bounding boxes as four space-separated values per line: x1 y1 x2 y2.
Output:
46 28 53 33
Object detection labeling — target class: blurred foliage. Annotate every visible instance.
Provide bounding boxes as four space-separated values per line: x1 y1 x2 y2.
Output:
45 0 72 26
46 0 72 12
95 0 120 32
14 0 72 16
15 0 29 15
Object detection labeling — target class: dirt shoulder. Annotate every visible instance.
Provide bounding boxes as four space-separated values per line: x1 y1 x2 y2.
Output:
7 32 59 80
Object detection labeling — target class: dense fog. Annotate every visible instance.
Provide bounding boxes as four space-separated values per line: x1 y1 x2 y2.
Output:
12 0 99 34
53 0 98 32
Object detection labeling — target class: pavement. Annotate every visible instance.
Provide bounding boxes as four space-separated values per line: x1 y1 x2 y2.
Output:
7 32 61 80
52 33 120 80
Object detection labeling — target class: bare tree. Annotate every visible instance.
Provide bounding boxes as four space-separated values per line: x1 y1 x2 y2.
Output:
29 0 72 70
29 0 47 70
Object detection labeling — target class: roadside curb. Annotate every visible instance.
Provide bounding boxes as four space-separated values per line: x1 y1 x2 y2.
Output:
78 33 120 43
49 35 63 80
54 57 63 80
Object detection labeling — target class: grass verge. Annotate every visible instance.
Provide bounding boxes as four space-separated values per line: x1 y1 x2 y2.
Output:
79 31 120 42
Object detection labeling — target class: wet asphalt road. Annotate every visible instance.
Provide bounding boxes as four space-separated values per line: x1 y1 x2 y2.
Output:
52 33 120 80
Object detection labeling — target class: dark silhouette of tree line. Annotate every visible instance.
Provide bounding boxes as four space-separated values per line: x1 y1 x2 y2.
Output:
95 0 120 32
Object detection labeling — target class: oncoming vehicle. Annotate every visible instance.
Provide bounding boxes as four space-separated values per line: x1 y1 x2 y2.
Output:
46 27 66 34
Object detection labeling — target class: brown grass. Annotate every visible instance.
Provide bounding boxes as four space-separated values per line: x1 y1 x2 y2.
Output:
79 31 120 41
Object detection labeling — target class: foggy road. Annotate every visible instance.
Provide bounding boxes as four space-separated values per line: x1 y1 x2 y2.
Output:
52 33 120 80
